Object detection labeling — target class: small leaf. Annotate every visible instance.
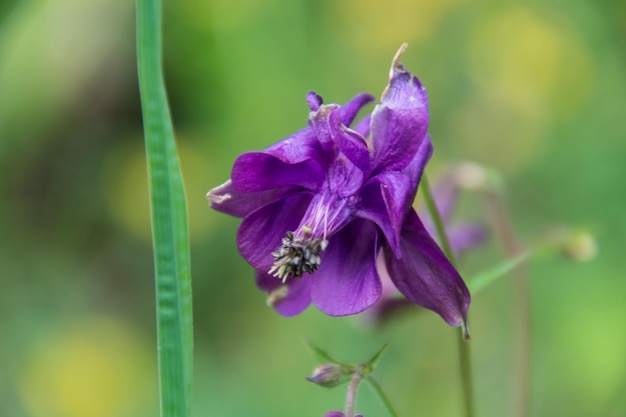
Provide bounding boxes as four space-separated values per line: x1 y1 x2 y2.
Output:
303 338 350 366
365 343 389 371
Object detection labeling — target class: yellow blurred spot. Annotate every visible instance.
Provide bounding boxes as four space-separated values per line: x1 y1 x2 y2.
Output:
18 317 154 417
467 7 594 118
102 135 218 243
332 0 463 51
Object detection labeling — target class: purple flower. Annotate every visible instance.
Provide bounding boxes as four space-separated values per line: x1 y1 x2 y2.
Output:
325 412 363 417
207 45 470 329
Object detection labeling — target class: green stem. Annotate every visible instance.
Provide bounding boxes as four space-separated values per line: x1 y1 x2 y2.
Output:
136 1 193 417
482 191 530 417
364 375 400 417
422 175 474 417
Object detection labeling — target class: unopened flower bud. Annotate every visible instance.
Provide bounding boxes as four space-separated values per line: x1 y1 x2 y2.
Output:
453 162 488 191
306 363 349 388
561 231 597 262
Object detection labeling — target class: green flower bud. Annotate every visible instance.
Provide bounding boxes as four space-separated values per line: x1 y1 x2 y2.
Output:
306 364 351 388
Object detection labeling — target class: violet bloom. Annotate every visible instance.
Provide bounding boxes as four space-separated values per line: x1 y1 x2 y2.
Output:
208 45 470 330
325 412 363 417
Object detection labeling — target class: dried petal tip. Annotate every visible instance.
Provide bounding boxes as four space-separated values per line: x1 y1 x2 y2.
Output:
206 183 231 207
390 42 409 77
266 286 288 307
269 231 328 282
461 321 471 341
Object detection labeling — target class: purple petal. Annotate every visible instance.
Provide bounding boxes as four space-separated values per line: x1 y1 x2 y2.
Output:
308 105 368 196
307 91 323 111
370 51 429 173
264 126 326 165
324 413 363 417
353 113 372 138
447 223 487 257
362 251 415 324
311 219 382 316
310 103 370 174
237 192 312 271
356 136 432 257
231 151 324 192
384 210 470 327
356 179 403 257
327 155 365 198
309 104 340 153
339 93 376 127
333 125 370 174
207 179 294 218
256 272 312 316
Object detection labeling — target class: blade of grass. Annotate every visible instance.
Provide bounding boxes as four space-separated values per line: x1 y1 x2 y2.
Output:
467 251 530 294
364 376 400 417
136 1 193 416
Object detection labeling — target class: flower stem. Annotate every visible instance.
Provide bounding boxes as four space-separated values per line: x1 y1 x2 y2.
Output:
345 366 363 417
422 175 475 417
482 191 530 417
364 375 400 417
136 0 193 416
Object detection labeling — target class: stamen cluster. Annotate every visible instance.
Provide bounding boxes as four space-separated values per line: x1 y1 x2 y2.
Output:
269 231 328 282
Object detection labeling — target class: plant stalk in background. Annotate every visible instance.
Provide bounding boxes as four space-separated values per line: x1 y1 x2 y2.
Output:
422 176 474 417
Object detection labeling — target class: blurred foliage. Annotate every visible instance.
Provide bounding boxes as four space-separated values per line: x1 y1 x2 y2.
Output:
1 0 625 416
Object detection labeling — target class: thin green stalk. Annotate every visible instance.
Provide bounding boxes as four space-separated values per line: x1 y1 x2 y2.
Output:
482 191 530 417
422 175 474 417
364 375 400 417
136 1 193 416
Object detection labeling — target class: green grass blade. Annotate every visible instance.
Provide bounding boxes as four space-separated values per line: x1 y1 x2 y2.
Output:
467 251 531 294
136 0 193 416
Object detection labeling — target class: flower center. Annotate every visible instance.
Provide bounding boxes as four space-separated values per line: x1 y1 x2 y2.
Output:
269 228 328 282
268 192 350 282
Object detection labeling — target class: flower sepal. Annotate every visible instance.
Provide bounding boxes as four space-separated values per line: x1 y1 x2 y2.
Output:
304 340 388 388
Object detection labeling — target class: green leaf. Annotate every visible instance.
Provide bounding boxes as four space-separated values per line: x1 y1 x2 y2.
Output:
365 343 389 371
303 338 350 367
136 0 193 416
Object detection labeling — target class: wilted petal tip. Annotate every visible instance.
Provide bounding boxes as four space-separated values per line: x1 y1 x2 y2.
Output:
206 182 232 207
390 42 409 77
462 321 471 341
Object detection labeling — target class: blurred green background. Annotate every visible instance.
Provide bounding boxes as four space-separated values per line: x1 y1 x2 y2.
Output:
1 0 625 416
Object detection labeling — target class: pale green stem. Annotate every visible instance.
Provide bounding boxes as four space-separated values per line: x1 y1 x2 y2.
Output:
345 367 363 417
482 191 530 417
422 175 474 417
